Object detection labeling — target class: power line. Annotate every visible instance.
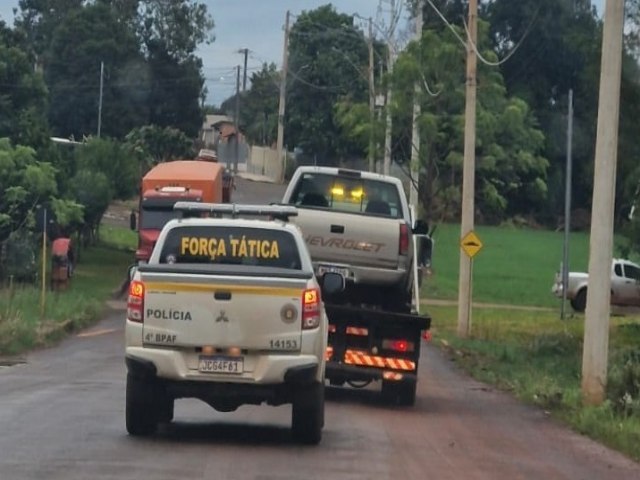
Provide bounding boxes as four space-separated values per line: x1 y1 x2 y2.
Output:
423 0 536 67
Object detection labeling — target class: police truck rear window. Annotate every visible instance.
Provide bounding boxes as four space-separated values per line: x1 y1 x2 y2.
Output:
159 226 302 269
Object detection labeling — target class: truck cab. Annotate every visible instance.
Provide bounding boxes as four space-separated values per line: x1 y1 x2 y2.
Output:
130 160 224 263
134 186 203 263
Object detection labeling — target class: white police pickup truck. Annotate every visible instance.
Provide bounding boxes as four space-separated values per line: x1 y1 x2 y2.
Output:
124 203 343 444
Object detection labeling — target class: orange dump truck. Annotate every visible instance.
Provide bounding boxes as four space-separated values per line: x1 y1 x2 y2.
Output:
131 160 224 263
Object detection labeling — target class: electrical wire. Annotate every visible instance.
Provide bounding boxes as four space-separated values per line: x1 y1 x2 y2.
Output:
424 0 538 67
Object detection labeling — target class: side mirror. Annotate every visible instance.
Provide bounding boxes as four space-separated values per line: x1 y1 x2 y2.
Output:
413 219 429 235
129 211 137 231
321 272 345 296
127 264 138 282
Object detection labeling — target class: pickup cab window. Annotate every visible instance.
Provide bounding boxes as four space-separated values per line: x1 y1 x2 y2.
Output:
289 172 402 219
159 226 302 269
615 264 623 277
624 264 640 281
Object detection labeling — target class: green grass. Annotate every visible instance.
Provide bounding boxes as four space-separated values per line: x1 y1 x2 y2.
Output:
0 246 131 355
422 224 593 307
99 224 137 251
428 305 640 461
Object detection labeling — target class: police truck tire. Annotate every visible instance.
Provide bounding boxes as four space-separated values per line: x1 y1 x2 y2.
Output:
158 397 174 423
126 374 159 436
291 382 324 445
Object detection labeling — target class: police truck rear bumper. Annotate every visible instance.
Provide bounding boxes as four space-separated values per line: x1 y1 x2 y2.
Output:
126 354 318 406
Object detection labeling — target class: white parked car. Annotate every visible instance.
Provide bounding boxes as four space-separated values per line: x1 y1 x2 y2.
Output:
552 258 640 312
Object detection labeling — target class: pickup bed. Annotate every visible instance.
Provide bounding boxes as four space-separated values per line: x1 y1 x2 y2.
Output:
124 203 338 444
552 258 640 312
282 166 428 312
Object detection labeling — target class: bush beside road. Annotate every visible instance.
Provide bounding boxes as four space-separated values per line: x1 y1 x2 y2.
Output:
0 245 131 357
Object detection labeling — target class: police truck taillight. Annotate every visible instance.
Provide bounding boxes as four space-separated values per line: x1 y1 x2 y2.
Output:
399 223 409 255
302 288 321 329
127 280 145 322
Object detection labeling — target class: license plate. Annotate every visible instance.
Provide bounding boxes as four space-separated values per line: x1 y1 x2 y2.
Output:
198 356 243 374
318 264 349 277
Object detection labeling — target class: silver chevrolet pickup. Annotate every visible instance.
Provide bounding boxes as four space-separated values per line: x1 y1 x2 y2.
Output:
282 166 426 312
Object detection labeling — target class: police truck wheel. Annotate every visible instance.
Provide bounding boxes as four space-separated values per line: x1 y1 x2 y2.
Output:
125 374 159 436
382 380 416 406
291 382 324 445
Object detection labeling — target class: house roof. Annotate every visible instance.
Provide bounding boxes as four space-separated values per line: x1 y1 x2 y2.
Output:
204 114 233 129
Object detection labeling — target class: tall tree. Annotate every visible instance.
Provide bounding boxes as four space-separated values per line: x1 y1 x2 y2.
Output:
286 5 369 163
0 21 50 149
16 0 214 140
486 0 602 223
45 2 146 138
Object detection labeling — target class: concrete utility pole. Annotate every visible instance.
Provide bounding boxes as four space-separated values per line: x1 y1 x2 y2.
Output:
456 0 478 338
234 65 241 174
368 17 376 173
561 89 574 320
97 60 104 138
276 10 290 184
409 2 423 209
382 0 401 176
238 48 250 92
383 44 394 175
582 0 625 405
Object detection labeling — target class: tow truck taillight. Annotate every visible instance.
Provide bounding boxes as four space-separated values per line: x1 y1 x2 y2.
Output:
399 223 409 255
127 280 145 323
302 288 321 329
382 339 414 353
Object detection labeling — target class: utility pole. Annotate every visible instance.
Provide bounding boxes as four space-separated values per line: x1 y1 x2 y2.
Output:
383 0 398 176
456 0 478 338
238 48 250 92
582 0 625 405
409 2 423 209
234 65 241 174
97 60 104 138
561 89 574 320
368 17 376 173
276 10 290 184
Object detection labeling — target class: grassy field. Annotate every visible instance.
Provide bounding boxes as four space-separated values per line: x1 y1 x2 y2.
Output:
422 223 596 307
99 224 137 251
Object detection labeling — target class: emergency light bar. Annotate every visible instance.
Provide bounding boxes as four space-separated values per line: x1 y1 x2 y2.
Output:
173 202 298 219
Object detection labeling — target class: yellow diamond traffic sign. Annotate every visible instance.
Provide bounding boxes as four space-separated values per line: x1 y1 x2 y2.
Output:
461 230 483 258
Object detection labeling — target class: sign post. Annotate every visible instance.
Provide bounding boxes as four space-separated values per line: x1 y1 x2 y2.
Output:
460 230 483 336
40 208 47 319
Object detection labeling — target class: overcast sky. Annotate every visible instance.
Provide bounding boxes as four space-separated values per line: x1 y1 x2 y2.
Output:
0 1 605 105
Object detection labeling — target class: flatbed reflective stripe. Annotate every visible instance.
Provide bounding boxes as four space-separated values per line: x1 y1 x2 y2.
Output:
144 282 301 297
346 327 368 336
342 349 415 371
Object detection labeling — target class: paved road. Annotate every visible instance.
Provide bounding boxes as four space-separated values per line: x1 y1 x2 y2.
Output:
1 308 639 480
1 178 639 479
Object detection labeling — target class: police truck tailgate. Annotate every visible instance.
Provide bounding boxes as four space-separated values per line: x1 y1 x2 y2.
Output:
139 270 309 351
